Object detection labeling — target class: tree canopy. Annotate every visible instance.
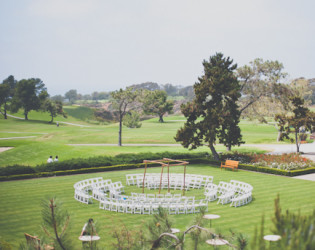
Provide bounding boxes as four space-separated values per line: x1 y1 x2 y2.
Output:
175 53 243 160
41 99 67 123
0 75 17 119
10 78 47 120
64 89 78 104
237 58 291 121
142 90 174 122
275 97 315 152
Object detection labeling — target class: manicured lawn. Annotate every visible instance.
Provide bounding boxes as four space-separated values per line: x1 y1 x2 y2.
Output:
1 111 277 166
0 165 314 249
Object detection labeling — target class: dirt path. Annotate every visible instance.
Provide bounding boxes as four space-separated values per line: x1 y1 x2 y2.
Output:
5 114 90 127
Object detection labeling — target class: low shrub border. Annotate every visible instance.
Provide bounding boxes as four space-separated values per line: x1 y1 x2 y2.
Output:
0 152 208 176
1 155 314 181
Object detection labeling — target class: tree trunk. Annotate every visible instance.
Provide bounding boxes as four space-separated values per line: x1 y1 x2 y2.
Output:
226 145 231 151
4 102 7 119
295 131 300 153
277 131 282 142
24 110 28 120
159 114 164 123
118 114 122 146
50 111 53 123
209 144 220 161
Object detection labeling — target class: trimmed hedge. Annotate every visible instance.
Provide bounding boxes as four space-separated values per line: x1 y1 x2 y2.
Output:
1 153 314 181
0 152 208 176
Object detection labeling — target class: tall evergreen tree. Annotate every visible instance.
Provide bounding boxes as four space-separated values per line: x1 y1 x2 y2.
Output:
175 53 243 160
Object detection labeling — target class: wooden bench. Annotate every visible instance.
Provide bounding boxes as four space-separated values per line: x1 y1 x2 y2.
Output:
220 160 239 171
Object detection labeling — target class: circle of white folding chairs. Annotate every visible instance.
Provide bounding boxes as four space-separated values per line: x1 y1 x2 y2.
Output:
74 176 253 215
204 180 253 207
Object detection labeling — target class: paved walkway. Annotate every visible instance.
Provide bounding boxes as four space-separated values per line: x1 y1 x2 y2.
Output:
293 173 315 181
0 147 13 153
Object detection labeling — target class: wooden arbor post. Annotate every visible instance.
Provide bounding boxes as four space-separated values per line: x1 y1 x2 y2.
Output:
142 159 189 195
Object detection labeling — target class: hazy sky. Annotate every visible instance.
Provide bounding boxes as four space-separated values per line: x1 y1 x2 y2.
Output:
1 0 314 96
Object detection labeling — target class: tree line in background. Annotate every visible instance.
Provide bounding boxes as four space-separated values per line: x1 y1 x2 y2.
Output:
50 83 195 104
1 53 314 151
0 76 67 122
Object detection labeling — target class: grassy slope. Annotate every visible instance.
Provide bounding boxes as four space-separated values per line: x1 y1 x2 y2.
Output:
0 109 279 166
0 165 314 248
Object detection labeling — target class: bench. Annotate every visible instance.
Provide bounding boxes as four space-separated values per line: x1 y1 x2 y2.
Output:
220 160 239 171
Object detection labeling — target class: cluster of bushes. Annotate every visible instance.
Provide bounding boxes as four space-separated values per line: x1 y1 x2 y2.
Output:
0 152 208 177
221 152 315 170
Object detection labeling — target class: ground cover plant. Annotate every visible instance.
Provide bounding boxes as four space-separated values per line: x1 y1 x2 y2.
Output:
0 164 315 249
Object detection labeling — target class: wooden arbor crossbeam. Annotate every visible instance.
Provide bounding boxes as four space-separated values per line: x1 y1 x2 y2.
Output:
142 158 189 195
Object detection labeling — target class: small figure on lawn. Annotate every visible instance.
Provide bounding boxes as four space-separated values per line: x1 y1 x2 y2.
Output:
80 218 98 237
54 156 59 162
47 156 53 163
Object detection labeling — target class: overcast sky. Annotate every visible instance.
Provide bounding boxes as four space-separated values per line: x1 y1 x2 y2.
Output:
1 0 314 96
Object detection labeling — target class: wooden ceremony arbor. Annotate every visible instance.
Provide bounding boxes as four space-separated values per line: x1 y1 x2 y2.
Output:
142 158 189 195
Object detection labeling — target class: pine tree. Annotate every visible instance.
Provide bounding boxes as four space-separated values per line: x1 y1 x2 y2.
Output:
41 197 72 250
175 53 243 160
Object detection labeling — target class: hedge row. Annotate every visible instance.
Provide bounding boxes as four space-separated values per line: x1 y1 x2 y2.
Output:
1 154 314 182
0 152 209 176
0 162 150 181
0 158 208 181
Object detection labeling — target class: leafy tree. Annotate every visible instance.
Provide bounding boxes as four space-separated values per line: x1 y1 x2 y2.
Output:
64 89 78 104
162 83 179 96
143 90 174 122
0 75 17 119
309 78 315 104
175 53 243 160
178 86 195 100
275 97 315 152
110 88 139 146
289 77 313 105
42 99 67 123
129 81 161 91
123 110 142 128
91 91 110 101
51 95 64 103
237 58 291 121
0 84 10 119
10 78 47 120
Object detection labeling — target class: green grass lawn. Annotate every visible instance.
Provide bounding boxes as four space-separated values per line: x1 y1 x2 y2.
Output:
0 109 278 166
0 165 314 249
